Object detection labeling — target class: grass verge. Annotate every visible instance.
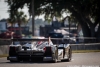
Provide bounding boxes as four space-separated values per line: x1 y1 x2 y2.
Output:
0 54 8 58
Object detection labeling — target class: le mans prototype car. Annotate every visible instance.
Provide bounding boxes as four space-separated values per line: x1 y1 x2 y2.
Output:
7 36 72 63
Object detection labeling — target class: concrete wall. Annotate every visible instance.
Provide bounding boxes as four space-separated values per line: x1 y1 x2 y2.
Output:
0 40 11 45
0 45 9 55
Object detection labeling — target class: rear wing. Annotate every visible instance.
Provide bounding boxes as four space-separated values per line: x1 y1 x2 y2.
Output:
11 38 73 44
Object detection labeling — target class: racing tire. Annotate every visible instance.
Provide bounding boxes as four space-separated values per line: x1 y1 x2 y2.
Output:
10 60 20 62
53 58 58 63
52 51 58 63
10 60 16 62
9 57 20 62
66 47 72 62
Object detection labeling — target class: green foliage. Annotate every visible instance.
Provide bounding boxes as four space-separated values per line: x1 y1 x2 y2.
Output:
5 0 100 38
5 0 100 22
7 10 27 25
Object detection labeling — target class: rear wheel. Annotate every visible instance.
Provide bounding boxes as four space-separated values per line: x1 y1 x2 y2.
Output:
10 60 15 62
9 57 20 62
10 60 20 62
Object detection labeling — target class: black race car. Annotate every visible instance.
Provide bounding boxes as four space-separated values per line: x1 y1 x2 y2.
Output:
7 37 72 63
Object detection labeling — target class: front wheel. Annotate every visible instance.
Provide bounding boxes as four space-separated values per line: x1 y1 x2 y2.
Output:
67 47 72 62
52 58 58 63
52 51 58 63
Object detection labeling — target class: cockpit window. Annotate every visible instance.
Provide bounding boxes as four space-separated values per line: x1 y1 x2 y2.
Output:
13 41 20 45
49 33 63 38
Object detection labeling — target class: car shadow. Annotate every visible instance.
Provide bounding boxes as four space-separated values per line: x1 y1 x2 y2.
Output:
0 61 61 64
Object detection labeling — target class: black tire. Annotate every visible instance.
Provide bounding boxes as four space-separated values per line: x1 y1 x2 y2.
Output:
52 51 58 63
9 57 20 62
52 58 57 63
10 60 14 62
66 47 72 62
10 60 20 62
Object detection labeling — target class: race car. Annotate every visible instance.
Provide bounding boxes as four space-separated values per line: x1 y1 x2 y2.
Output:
7 37 72 63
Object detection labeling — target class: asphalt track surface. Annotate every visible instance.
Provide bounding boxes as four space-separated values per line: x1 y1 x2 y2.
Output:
0 52 100 67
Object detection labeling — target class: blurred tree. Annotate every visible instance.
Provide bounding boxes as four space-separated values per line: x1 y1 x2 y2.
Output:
7 11 28 35
5 0 100 42
15 11 27 35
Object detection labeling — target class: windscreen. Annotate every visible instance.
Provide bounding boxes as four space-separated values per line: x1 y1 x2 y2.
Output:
49 33 63 38
13 41 20 45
